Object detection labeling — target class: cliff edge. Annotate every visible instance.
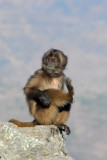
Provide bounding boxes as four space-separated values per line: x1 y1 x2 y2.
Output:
0 122 74 160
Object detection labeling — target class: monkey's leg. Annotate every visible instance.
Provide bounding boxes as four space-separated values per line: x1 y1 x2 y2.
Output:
54 111 71 135
9 119 38 127
57 124 71 135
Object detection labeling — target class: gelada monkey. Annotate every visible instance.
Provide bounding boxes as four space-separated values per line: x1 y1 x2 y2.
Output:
9 49 74 135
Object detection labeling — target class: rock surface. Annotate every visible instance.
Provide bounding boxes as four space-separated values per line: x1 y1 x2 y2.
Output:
0 122 74 160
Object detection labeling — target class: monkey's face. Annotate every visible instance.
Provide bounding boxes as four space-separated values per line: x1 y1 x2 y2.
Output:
46 56 59 74
42 49 68 77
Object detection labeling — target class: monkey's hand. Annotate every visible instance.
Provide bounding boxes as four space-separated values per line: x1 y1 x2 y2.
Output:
27 88 51 108
38 91 51 108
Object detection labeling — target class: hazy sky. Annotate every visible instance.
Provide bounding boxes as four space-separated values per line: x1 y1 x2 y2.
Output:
0 1 107 160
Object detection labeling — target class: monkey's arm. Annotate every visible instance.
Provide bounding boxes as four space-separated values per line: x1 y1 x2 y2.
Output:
65 77 74 103
24 87 51 108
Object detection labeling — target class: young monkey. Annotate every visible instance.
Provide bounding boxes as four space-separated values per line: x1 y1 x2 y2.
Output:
9 49 74 135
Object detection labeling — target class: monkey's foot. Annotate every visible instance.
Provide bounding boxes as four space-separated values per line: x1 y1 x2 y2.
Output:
57 124 71 135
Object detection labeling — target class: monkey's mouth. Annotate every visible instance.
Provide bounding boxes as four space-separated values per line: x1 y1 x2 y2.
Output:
45 68 60 77
46 69 55 77
47 69 54 73
47 69 54 75
46 65 55 73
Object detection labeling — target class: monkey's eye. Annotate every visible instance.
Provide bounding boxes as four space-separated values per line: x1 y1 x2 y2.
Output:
53 60 57 63
48 58 51 62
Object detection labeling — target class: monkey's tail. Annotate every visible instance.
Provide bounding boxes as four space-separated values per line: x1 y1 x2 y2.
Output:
65 78 74 102
9 119 37 127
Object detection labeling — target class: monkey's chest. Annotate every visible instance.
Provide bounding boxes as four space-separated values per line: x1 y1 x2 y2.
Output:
39 78 62 90
45 78 61 89
51 78 59 88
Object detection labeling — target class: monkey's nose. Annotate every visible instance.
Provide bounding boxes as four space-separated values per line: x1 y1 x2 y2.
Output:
46 65 55 71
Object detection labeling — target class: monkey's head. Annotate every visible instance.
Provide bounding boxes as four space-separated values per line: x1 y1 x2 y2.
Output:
42 49 68 77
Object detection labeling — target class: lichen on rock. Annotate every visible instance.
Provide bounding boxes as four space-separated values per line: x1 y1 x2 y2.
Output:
0 122 74 160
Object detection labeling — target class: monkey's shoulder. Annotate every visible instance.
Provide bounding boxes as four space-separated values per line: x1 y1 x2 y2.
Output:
28 69 45 80
34 69 51 78
34 69 44 76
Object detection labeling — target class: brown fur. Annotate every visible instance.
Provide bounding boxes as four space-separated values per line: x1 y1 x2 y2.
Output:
9 88 72 126
9 49 74 134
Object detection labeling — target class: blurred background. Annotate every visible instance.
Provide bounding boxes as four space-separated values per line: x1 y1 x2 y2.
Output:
0 1 107 160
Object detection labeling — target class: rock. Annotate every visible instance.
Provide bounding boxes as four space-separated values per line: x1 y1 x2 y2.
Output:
0 122 74 160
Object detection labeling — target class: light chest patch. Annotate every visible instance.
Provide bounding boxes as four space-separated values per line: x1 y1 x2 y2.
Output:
51 78 59 88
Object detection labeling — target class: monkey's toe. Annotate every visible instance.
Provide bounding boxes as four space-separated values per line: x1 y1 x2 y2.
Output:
57 124 71 135
64 125 71 135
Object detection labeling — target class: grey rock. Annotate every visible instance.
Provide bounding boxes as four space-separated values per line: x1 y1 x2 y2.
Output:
0 122 74 160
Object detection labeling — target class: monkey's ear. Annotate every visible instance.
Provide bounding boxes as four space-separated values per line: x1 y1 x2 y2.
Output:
58 52 68 69
42 48 54 64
